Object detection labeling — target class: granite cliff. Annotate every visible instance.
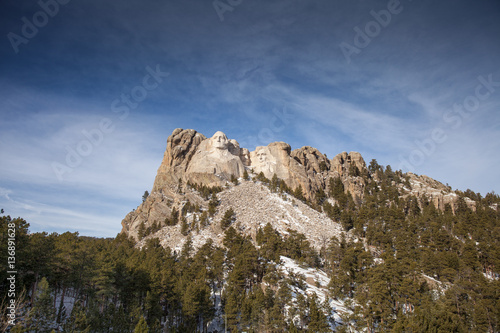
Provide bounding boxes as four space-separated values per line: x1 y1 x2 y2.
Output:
121 128 476 248
150 128 368 200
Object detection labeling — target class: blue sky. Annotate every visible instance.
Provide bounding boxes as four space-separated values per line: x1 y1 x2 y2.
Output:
1 0 499 237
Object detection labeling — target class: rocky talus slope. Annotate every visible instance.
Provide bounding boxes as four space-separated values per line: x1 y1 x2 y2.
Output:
130 180 344 252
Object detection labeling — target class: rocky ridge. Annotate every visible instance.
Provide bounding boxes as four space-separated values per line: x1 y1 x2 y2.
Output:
150 128 370 200
121 128 476 245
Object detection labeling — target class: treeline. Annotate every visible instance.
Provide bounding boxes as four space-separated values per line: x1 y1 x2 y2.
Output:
321 161 500 332
0 214 331 332
246 161 500 332
2 160 499 332
221 225 331 332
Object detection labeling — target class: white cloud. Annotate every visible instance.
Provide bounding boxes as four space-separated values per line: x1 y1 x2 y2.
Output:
0 192 122 237
0 187 12 200
1 0 499 237
0 100 166 236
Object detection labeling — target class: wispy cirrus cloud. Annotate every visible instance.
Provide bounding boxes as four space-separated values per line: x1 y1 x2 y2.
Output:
0 0 499 237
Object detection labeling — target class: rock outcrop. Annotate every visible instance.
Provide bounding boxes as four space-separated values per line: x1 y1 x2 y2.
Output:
185 131 245 185
250 143 330 200
151 129 369 201
122 128 478 242
330 151 366 176
328 151 368 203
152 128 205 192
403 173 476 212
152 129 245 191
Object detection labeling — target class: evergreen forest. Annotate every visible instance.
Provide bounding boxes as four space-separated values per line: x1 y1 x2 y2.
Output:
1 161 499 332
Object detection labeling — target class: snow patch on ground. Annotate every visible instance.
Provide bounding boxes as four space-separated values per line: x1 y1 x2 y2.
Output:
278 256 349 330
483 271 499 281
145 180 345 252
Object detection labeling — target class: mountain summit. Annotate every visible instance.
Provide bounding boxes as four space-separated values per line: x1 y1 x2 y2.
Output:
112 128 499 332
150 128 360 200
121 128 475 250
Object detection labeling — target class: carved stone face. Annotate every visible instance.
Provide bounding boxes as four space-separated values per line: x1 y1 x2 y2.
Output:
251 146 275 177
211 131 228 150
256 148 268 164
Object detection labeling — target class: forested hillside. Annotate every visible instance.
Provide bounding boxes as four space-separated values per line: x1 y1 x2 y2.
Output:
1 161 500 332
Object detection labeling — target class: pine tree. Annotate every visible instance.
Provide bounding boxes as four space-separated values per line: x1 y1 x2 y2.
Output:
256 171 270 184
145 291 162 328
294 185 305 201
368 159 381 173
329 177 348 208
259 223 283 262
296 292 308 330
165 207 179 226
134 316 149 333
93 259 116 313
138 221 146 239
26 277 56 332
289 321 300 333
208 195 219 217
270 174 279 192
181 236 194 259
142 191 149 202
221 208 235 230
63 300 91 332
182 280 213 331
193 217 200 234
349 163 361 177
180 216 189 236
316 186 327 206
307 294 330 332
177 178 183 193
200 210 209 227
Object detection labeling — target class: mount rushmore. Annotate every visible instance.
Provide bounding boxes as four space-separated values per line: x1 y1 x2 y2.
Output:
121 128 469 243
151 128 366 200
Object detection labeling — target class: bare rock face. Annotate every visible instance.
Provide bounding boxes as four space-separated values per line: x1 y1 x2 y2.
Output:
330 151 367 177
152 129 371 202
328 152 368 203
122 128 478 242
250 142 292 180
404 173 476 212
185 131 245 185
152 129 245 191
249 143 330 200
152 128 206 192
240 148 251 166
152 129 368 201
289 146 330 198
404 173 456 211
121 186 207 240
291 146 331 174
